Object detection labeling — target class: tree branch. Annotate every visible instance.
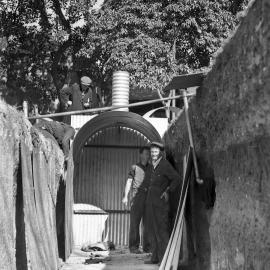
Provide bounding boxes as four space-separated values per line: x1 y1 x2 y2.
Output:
35 0 51 29
51 0 71 33
51 37 72 92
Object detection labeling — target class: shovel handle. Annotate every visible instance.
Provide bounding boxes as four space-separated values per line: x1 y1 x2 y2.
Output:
182 90 203 185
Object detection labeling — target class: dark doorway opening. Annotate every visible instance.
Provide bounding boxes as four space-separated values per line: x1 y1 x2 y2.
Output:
56 178 66 260
15 156 27 270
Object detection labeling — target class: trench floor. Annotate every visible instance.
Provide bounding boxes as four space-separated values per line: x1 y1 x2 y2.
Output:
62 248 159 270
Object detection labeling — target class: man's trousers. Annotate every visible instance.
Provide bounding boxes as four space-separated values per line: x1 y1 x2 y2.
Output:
146 197 170 262
129 191 150 251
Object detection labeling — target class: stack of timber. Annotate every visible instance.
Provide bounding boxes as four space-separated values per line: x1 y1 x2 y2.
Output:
159 148 193 270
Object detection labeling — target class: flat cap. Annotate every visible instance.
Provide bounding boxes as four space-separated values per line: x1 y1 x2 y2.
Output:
81 76 92 86
150 141 164 150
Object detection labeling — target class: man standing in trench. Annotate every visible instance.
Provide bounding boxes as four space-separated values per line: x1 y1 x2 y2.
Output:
144 142 180 264
122 146 151 254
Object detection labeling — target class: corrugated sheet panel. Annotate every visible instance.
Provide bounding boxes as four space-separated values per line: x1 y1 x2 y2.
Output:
74 126 149 246
73 204 108 247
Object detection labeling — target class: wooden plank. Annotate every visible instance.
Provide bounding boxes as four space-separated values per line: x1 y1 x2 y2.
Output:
160 177 189 270
159 148 193 269
164 72 206 92
167 157 188 269
170 202 186 269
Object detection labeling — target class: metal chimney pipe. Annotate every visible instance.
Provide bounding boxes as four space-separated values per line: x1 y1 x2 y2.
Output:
112 71 129 111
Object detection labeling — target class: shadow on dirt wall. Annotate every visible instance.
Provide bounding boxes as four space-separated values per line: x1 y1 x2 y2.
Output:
15 157 28 270
167 152 216 270
56 178 66 260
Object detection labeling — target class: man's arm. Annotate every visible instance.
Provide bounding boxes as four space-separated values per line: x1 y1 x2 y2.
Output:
122 165 136 206
122 178 133 206
62 125 76 159
60 84 74 109
161 161 180 202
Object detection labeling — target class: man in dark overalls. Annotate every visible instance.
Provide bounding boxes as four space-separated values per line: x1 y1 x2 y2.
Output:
144 142 180 264
122 146 151 253
60 76 101 124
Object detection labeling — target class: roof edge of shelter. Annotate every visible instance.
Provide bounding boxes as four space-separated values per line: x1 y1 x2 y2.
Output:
73 111 162 162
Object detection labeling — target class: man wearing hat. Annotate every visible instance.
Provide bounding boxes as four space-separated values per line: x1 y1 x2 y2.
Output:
144 141 180 265
60 76 101 123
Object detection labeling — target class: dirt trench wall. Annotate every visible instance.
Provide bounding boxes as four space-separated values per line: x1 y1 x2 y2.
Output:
0 99 69 270
164 0 270 269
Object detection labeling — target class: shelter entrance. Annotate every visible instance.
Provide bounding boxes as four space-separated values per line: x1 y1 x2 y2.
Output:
73 112 161 247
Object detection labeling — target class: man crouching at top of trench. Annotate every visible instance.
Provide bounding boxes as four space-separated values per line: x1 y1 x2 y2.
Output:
122 146 151 254
144 142 180 265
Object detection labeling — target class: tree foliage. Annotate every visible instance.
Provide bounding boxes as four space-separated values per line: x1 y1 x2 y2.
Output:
0 0 91 110
79 0 249 92
0 0 249 109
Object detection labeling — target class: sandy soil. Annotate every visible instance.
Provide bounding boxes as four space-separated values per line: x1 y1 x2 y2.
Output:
62 248 159 270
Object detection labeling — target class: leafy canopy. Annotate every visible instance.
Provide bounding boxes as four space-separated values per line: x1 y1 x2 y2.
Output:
0 0 91 110
0 0 248 109
78 0 248 92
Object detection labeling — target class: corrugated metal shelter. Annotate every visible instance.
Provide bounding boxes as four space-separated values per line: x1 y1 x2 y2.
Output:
72 111 161 247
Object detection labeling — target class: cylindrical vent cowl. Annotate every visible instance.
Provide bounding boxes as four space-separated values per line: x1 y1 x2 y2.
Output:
112 71 129 111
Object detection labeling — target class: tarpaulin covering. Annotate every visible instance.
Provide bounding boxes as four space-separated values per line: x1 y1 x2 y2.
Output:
0 99 74 269
21 142 60 269
0 107 18 270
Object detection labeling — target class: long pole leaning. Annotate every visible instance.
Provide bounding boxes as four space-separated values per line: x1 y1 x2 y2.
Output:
28 94 194 120
182 90 203 185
